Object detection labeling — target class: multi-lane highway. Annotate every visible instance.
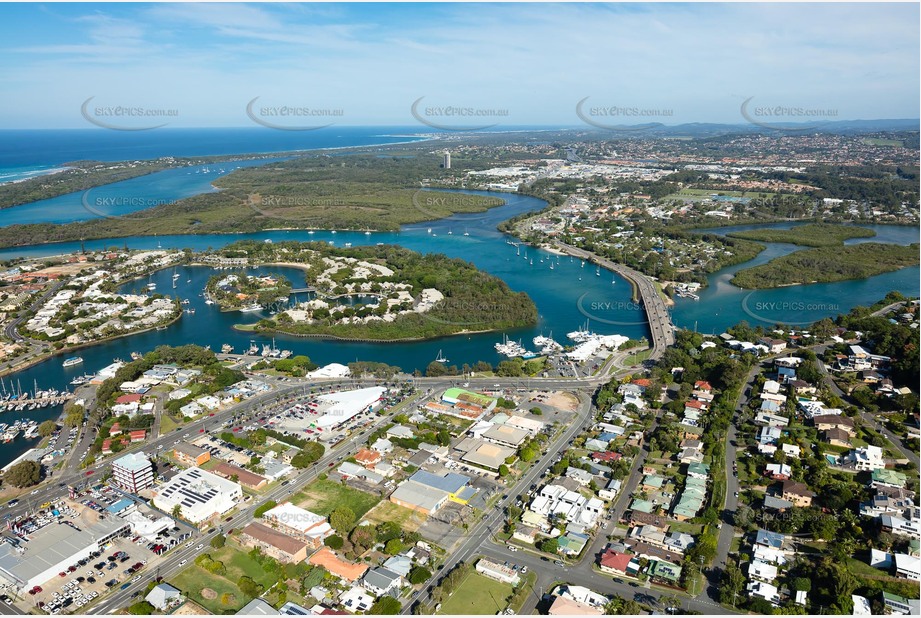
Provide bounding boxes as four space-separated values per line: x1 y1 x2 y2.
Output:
554 242 676 359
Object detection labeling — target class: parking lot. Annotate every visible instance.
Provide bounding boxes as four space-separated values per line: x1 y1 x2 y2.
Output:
15 486 193 615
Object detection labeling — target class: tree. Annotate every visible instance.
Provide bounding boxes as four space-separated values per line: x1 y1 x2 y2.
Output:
171 504 182 519
237 575 263 598
719 562 745 605
384 538 404 555
38 420 58 437
210 534 226 549
291 442 325 468
539 537 558 554
349 526 376 553
330 506 356 534
376 521 402 543
408 566 432 585
498 464 510 477
128 601 155 615
4 460 41 488
325 535 344 550
369 597 402 615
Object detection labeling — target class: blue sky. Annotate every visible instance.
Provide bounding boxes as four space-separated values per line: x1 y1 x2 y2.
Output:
0 2 917 129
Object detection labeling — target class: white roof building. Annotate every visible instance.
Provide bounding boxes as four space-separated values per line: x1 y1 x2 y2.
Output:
153 467 242 523
851 595 872 615
262 502 333 545
848 445 885 471
749 560 778 583
314 387 385 428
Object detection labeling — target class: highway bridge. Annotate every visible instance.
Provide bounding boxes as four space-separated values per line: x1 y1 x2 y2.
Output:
554 242 676 359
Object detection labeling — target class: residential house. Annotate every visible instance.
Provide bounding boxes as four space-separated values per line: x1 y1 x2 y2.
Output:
780 481 815 507
361 567 403 597
848 445 885 471
598 550 639 577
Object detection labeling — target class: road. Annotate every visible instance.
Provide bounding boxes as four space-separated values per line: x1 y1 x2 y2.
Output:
709 363 759 597
402 392 598 614
553 242 676 359
92 386 434 614
0 281 64 377
813 348 919 467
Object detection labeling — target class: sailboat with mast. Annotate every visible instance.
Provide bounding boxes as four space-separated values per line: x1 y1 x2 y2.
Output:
434 350 449 363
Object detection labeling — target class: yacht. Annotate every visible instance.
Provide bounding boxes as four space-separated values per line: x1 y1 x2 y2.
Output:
463 229 470 236
62 357 83 368
147 282 157 290
221 344 234 354
434 350 449 363
533 333 563 354
567 321 596 342
239 304 262 313
205 299 214 305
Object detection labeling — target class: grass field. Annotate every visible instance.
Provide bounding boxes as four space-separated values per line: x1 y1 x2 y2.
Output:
363 501 427 532
665 188 777 200
862 137 903 146
437 572 514 615
159 414 181 434
169 542 277 613
293 477 381 518
176 564 247 613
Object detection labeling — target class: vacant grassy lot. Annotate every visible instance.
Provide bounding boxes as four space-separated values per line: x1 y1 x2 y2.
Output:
437 572 514 615
168 542 277 613
862 137 903 146
363 501 427 532
293 477 381 518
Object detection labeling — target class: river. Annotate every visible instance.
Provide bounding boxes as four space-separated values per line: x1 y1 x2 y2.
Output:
0 166 917 467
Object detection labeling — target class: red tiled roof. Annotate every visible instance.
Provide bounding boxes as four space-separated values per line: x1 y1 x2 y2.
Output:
694 381 712 391
600 549 633 573
116 394 142 404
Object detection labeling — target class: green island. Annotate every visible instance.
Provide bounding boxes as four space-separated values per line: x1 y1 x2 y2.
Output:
206 272 293 310
730 242 920 289
209 240 537 340
0 151 505 248
726 223 877 247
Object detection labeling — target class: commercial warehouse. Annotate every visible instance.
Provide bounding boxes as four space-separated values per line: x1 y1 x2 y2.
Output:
0 518 129 592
